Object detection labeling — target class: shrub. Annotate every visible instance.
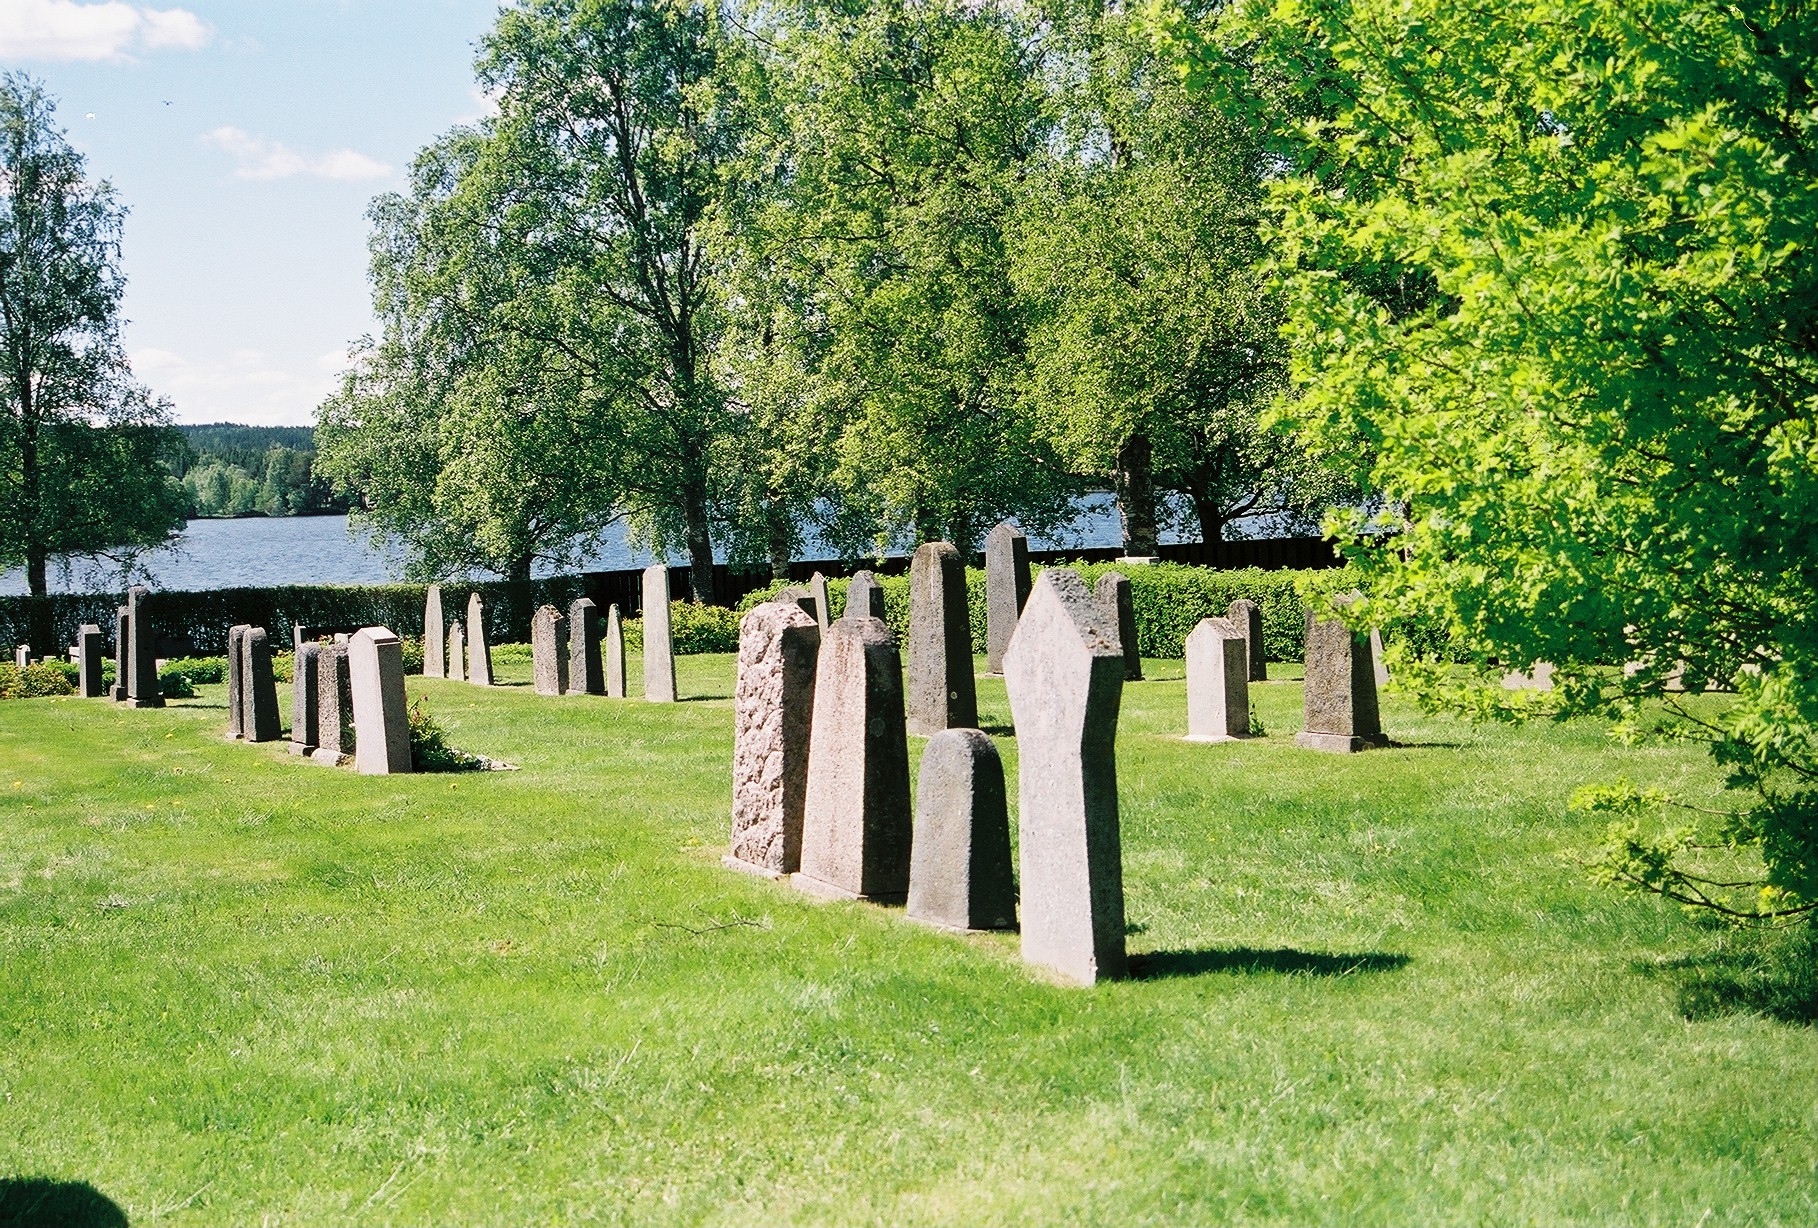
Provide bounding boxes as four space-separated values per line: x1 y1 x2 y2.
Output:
0 662 76 699
406 697 481 772
157 668 197 699
670 602 739 654
161 656 226 685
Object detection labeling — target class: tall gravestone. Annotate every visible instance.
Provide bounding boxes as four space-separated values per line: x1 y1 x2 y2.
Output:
907 541 977 736
1094 571 1142 682
567 597 603 695
605 603 627 698
349 627 413 775
111 606 129 701
312 644 354 764
1297 603 1386 753
466 593 493 686
13 645 27 669
906 728 1016 932
642 565 677 702
984 521 1032 675
808 571 832 636
290 642 320 756
447 622 466 683
225 624 249 739
728 601 820 877
1003 568 1127 985
125 585 162 708
532 605 568 696
423 585 445 679
796 616 913 903
844 570 886 622
1185 617 1250 742
1228 598 1266 682
77 625 104 698
242 627 282 743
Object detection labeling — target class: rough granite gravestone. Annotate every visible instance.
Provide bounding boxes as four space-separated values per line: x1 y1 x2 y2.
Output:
642 564 677 702
125 586 162 708
312 644 354 764
1297 603 1386 753
1370 628 1390 689
242 627 282 743
984 520 1032 675
77 625 104 698
1002 568 1128 985
567 597 603 695
532 605 568 696
446 622 466 683
906 728 1016 932
796 616 914 903
1185 617 1250 742
728 601 821 878
844 570 886 622
808 571 832 636
466 593 493 686
605 603 627 697
290 642 320 756
225 624 249 739
110 607 129 701
1228 598 1266 682
778 586 819 622
349 626 412 775
1095 571 1143 682
423 585 445 678
907 541 978 736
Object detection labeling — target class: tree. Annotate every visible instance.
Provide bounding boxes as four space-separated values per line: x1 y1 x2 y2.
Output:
0 74 185 602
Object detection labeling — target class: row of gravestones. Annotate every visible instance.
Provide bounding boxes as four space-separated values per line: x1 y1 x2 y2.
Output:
222 624 413 774
51 586 164 705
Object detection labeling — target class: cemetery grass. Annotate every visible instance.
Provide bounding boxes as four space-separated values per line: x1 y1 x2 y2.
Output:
2 655 1814 1228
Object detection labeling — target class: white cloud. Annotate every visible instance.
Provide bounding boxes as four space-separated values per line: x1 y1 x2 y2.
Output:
203 127 392 183
0 0 210 61
134 345 342 426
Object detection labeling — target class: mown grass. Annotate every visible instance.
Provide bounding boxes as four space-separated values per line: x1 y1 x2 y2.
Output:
0 652 1813 1226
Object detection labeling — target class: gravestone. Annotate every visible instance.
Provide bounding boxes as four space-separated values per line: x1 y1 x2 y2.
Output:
242 627 282 743
1094 571 1142 682
567 597 603 695
290 642 320 756
778 586 818 622
844 570 886 622
312 644 354 764
446 622 466 683
225 624 249 739
125 586 163 708
12 645 26 669
423 585 445 678
1228 598 1266 682
1185 617 1250 742
728 601 821 878
642 565 677 702
1002 568 1127 985
466 593 493 686
605 603 627 697
906 728 1016 932
984 520 1032 675
1370 628 1390 689
907 541 977 736
1297 602 1386 753
349 626 413 775
1502 661 1556 692
111 607 129 701
808 571 832 636
532 604 568 696
77 625 104 698
796 616 914 903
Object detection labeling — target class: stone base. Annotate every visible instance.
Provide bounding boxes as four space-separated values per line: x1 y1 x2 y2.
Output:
225 732 243 742
288 741 316 756
1117 555 1161 566
905 911 1014 936
126 697 165 709
109 686 126 702
1295 731 1387 753
722 854 787 880
309 747 347 766
792 873 906 906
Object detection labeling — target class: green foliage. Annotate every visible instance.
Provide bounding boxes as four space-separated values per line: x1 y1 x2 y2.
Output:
159 656 226 686
406 696 482 772
0 661 74 699
155 667 196 699
668 603 740 655
176 438 344 519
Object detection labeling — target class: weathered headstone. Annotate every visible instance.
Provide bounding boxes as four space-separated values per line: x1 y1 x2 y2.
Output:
290 642 320 756
796 616 913 903
642 564 676 702
906 728 1016 932
844 570 886 622
1003 568 1127 985
907 541 977 736
567 597 603 695
312 644 354 764
1502 661 1556 692
1297 602 1386 753
984 520 1031 675
111 607 129 701
728 601 820 878
423 584 445 678
1185 617 1250 742
242 627 282 743
225 624 249 739
77 625 105 698
777 586 818 622
12 645 27 669
125 585 163 708
1094 571 1142 682
349 626 412 775
808 571 832 636
532 604 568 696
1370 627 1390 689
1228 598 1266 682
605 603 627 698
446 622 466 683
466 593 493 686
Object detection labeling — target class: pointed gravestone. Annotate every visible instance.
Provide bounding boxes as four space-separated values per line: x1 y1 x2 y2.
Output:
242 627 282 743
906 728 1016 932
466 593 493 686
844 570 886 622
1228 598 1266 683
225 624 249 739
349 626 412 775
642 565 677 702
77 624 104 698
796 616 913 903
1094 571 1142 682
808 571 832 636
423 584 445 679
1297 601 1386 753
1185 617 1250 742
532 604 568 696
605 603 627 698
312 644 354 764
125 585 162 708
778 586 819 622
729 601 820 878
446 621 466 683
1003 568 1127 985
111 606 129 701
984 520 1031 675
290 641 320 756
907 541 977 736
567 597 603 695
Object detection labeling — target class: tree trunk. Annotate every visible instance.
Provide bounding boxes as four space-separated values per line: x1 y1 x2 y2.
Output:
1191 492 1225 548
26 544 47 599
683 483 715 605
1114 433 1159 556
767 499 792 581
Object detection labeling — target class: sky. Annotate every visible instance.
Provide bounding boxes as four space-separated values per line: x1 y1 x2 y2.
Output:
0 0 504 426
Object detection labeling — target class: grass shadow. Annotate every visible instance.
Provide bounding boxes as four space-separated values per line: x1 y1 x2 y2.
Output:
1130 946 1410 980
978 723 1016 737
0 1177 128 1228
1635 926 1818 1026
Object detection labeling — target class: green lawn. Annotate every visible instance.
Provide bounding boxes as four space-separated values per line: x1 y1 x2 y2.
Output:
1 653 1812 1226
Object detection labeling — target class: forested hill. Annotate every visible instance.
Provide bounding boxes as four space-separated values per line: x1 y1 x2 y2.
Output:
171 423 350 518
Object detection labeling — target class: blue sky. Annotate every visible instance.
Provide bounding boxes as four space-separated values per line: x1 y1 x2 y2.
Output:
0 0 503 425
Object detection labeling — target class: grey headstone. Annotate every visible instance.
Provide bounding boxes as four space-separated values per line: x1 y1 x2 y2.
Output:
125 586 162 707
111 606 129 701
907 541 977 736
1370 628 1390 688
1185 617 1250 742
466 593 492 686
225 624 249 739
796 616 913 903
1228 598 1266 682
290 642 320 755
242 627 282 743
1296 601 1386 753
1502 661 1556 691
984 521 1031 674
532 604 568 696
906 728 1016 932
349 626 412 775
312 644 354 764
423 584 445 678
77 624 104 698
12 645 26 669
642 565 676 702
1003 568 1127 985
808 571 831 636
729 601 820 877
844 570 886 622
446 622 466 683
778 586 818 622
605 603 626 698
567 597 603 694
1094 571 1142 682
